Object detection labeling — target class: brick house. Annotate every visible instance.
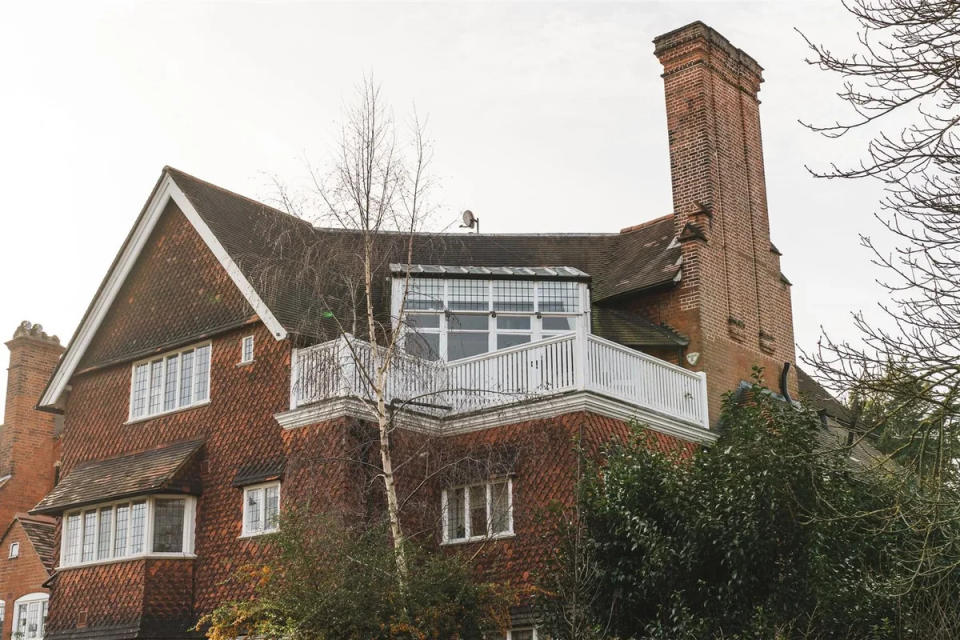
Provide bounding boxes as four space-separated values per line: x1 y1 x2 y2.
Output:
0 322 65 640
28 21 801 640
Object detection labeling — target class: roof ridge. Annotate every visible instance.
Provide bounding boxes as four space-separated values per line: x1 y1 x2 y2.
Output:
619 213 674 235
163 165 312 229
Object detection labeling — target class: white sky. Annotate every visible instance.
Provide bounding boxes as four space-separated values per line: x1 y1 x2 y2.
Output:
0 1 889 417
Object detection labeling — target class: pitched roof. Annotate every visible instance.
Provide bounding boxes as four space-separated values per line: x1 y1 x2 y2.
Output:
18 514 56 572
591 307 689 348
40 167 681 409
797 367 853 425
32 439 204 515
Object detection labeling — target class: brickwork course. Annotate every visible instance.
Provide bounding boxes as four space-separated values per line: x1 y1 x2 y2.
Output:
24 20 804 639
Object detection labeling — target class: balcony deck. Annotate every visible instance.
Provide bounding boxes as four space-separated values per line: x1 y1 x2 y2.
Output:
286 332 710 434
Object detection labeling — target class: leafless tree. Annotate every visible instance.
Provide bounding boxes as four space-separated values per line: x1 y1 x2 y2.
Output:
800 0 960 626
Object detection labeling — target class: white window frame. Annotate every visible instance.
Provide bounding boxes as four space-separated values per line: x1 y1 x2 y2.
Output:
128 341 212 422
505 629 539 640
240 335 255 364
394 278 589 362
441 478 513 544
58 495 196 569
240 481 281 538
11 593 48 640
0 599 5 624
8 541 19 558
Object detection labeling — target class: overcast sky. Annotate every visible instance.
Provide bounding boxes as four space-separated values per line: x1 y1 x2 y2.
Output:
0 0 889 417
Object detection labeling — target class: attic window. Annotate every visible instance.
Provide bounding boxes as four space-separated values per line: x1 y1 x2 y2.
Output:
8 542 18 559
129 342 211 421
240 335 255 364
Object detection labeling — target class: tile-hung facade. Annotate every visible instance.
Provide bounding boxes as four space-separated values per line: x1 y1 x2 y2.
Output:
30 21 800 640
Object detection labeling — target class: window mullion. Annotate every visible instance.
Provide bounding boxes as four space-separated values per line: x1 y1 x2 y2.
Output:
486 483 492 537
463 485 471 539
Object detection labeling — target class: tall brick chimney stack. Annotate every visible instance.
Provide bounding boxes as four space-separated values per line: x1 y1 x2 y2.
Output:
654 22 797 423
0 321 65 528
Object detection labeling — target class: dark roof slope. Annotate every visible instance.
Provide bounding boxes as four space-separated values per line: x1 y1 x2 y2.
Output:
591 307 688 348
19 514 56 572
797 367 853 425
165 167 681 335
32 439 204 515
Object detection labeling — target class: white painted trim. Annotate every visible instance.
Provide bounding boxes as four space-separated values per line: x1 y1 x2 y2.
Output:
274 390 718 445
8 541 19 558
40 172 287 410
240 481 281 537
10 592 48 640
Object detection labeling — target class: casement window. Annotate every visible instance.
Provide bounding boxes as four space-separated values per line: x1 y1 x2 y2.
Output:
0 600 5 624
129 343 211 420
442 478 512 543
60 496 196 568
241 481 280 537
8 541 19 558
485 628 538 640
397 277 585 362
12 593 48 640
240 335 255 364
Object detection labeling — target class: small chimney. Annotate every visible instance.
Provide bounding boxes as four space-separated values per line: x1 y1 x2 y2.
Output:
0 321 65 527
653 22 797 421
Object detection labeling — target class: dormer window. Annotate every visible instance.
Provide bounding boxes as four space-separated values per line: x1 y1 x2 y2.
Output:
392 265 588 362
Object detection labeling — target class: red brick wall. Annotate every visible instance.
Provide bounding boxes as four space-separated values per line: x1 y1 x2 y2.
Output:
0 327 64 541
0 519 51 640
651 22 798 423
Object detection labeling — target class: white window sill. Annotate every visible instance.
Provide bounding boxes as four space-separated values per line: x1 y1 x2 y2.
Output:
441 532 514 546
125 400 210 425
238 529 278 540
237 359 255 367
57 551 196 571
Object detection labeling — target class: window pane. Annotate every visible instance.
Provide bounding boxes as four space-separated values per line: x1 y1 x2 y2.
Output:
246 488 263 533
448 314 488 331
131 364 149 418
406 313 440 329
497 316 531 331
114 504 129 557
538 281 579 313
405 332 440 361
98 507 113 560
164 354 179 411
40 601 48 638
242 336 254 362
469 485 486 537
407 278 444 311
179 350 194 406
130 501 146 554
493 281 534 312
449 333 489 360
148 359 164 415
498 334 531 349
264 485 280 531
447 488 465 540
542 316 575 332
65 513 82 564
81 510 97 562
153 498 185 552
490 482 510 534
194 344 211 401
448 279 488 311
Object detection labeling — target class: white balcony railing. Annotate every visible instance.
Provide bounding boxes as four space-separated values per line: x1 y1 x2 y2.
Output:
290 332 709 428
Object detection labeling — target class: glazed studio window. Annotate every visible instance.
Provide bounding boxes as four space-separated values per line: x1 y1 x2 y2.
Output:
395 276 585 362
60 496 196 567
129 342 211 420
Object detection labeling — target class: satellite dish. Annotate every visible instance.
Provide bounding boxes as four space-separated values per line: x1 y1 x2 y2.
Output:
460 210 480 233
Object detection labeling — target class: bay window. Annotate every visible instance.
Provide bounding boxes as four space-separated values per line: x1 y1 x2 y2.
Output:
130 342 211 420
60 496 196 567
396 275 586 362
442 478 513 543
